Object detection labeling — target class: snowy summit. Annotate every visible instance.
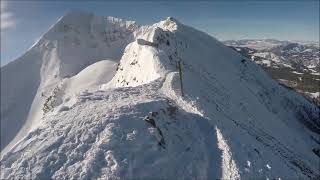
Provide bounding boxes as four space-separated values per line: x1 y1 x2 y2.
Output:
1 12 319 179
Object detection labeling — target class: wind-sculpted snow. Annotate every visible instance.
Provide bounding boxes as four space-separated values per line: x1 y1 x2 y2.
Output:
1 12 320 179
1 81 224 179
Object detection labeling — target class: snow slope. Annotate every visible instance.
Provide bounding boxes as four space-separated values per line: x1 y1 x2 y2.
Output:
1 13 319 179
1 11 138 152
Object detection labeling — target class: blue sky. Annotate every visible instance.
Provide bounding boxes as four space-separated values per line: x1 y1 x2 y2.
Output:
1 0 319 65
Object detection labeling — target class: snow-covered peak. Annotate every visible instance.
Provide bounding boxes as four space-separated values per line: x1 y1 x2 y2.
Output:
39 12 138 79
48 11 138 33
1 12 138 154
158 17 179 31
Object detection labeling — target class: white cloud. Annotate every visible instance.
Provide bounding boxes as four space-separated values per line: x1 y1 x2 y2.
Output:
1 1 16 30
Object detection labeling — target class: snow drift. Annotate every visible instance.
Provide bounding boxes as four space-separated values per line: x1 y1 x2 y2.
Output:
1 12 319 180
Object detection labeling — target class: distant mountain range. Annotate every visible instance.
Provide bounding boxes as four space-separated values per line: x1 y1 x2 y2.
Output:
224 39 319 50
224 39 319 105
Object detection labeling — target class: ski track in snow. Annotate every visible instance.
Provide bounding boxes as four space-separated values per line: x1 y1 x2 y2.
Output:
161 72 204 117
161 71 242 179
216 127 241 180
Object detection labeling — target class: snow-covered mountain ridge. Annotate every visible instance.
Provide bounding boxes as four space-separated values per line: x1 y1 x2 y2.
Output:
1 12 319 179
